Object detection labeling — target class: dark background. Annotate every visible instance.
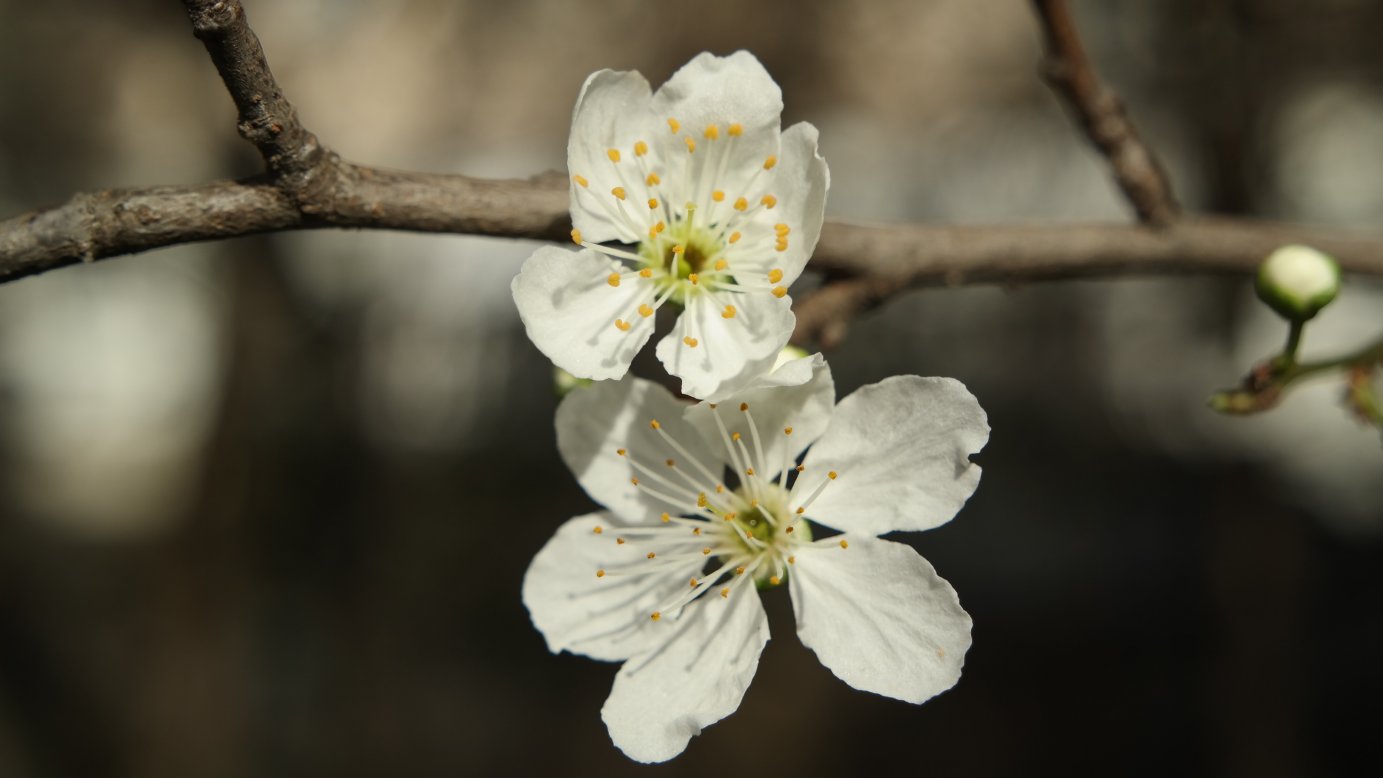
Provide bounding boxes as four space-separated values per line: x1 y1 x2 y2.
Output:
1 1 1381 775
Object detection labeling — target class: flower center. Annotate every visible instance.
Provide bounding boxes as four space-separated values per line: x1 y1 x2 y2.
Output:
568 119 797 339
589 401 840 621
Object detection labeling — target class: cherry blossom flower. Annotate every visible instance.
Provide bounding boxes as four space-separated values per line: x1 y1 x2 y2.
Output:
512 51 829 401
522 356 988 762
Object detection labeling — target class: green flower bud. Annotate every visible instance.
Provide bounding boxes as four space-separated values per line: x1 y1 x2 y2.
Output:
1255 244 1341 322
553 367 592 398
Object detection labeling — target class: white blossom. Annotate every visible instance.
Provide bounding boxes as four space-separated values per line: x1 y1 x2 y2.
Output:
512 52 829 400
522 356 989 762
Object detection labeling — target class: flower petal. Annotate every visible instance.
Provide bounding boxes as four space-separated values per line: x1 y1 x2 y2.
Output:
523 513 702 662
511 246 656 381
656 287 795 401
764 121 829 285
801 376 989 535
790 535 971 704
556 374 720 524
568 69 656 244
601 586 769 763
649 51 782 174
683 353 835 484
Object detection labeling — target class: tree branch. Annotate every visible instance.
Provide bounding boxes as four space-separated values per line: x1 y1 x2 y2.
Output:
1031 0 1180 226
2 0 1378 360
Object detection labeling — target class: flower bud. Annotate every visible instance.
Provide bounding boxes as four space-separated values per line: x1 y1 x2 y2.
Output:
1255 244 1341 321
553 367 592 398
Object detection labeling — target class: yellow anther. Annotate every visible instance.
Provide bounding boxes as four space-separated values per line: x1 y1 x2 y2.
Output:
611 186 627 200
683 336 699 348
720 587 730 598
704 124 720 140
690 577 699 587
785 525 795 534
596 569 605 578
654 221 666 233
572 174 589 188
795 464 805 472
616 448 626 456
725 512 736 521
614 319 631 331
828 471 838 480
593 526 604 536
746 467 756 476
688 273 699 285
648 225 658 240
607 273 621 287
750 499 758 507
764 155 777 170
646 552 656 559
570 228 583 245
729 231 742 243
638 304 654 318
664 458 675 467
733 197 748 211
630 477 639 485
650 419 661 430
788 555 796 564
775 223 790 235
685 137 696 153
796 506 805 514
651 611 661 621
714 259 728 271
672 244 685 255
761 194 777 209
769 576 780 586
722 304 737 319
692 527 702 536
648 197 659 209
728 123 744 136
661 512 671 522
715 485 725 494
839 539 849 549
767 268 784 284
735 566 745 576
667 117 680 134
617 537 626 544
731 432 741 441
697 493 708 507
639 268 653 278
784 426 793 435
702 547 712 555
740 402 749 411
772 286 788 298
607 148 621 163
775 240 789 253
646 172 661 186
634 140 648 157
712 190 725 202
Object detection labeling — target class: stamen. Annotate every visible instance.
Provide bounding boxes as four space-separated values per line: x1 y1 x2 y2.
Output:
570 228 582 245
607 273 621 287
704 124 719 140
661 512 671 522
607 149 621 163
683 336 699 348
761 194 777 209
572 175 589 188
685 137 696 153
774 223 790 235
728 123 743 136
639 268 653 278
651 611 661 621
712 190 725 202
646 172 661 185
611 187 627 200
648 198 659 209
688 273 699 285
614 319 631 331
729 231 742 243
596 569 605 578
839 539 849 549
763 155 777 170
722 305 737 319
638 304 654 318
634 140 648 156
667 117 680 134
772 286 788 298
733 197 748 211
714 259 728 271
593 526 604 534
768 268 784 283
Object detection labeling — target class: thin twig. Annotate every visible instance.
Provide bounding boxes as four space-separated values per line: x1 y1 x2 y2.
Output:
1032 0 1180 226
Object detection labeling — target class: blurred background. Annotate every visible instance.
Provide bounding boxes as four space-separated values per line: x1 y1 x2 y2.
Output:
2 0 1382 775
